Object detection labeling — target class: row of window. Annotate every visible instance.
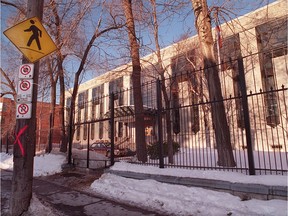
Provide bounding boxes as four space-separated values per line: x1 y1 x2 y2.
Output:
67 17 287 141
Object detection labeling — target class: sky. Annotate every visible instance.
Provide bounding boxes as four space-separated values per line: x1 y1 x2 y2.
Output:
1 152 287 216
0 0 279 101
1 1 278 76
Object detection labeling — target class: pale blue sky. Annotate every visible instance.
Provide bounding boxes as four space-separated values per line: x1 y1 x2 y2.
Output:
1 0 278 93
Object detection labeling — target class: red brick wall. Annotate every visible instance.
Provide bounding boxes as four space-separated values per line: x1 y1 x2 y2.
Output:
0 98 62 149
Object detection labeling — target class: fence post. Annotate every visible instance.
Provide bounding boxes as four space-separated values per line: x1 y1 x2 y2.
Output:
6 135 9 154
109 93 115 166
87 123 90 168
156 79 164 168
237 57 255 175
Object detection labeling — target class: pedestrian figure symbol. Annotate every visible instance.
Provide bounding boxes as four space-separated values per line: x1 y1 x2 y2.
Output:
24 20 42 50
3 16 57 62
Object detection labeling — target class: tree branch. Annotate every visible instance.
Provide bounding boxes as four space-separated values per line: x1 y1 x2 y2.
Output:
1 1 25 15
0 67 17 97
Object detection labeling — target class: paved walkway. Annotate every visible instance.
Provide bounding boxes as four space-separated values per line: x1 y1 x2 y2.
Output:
1 169 161 216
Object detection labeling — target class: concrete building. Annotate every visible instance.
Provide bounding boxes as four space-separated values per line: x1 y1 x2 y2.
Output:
66 1 287 155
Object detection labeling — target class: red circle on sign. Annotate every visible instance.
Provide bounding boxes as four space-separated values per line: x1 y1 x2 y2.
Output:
18 104 29 115
20 80 31 91
20 65 31 75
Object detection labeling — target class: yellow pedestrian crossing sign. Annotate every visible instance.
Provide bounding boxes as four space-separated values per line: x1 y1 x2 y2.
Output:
3 16 57 63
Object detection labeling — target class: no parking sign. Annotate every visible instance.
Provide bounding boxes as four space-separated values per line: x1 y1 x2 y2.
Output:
18 64 34 78
17 79 33 102
16 64 34 119
16 103 32 119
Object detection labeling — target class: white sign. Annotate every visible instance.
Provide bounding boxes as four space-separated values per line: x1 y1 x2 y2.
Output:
16 103 32 119
17 79 33 102
18 64 34 79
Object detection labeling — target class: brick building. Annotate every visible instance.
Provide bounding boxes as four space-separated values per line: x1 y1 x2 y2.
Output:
0 97 62 152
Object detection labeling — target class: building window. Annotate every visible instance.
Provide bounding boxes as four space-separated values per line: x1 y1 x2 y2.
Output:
78 92 85 109
109 77 123 106
129 78 134 106
99 103 104 139
65 97 71 124
141 64 160 108
171 77 180 134
216 34 244 129
83 90 88 140
118 122 123 137
99 121 103 139
76 101 81 141
91 123 95 140
77 91 87 140
91 85 104 140
256 17 287 127
92 85 104 105
171 49 200 134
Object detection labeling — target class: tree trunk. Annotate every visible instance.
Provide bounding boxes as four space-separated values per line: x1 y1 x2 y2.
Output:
46 77 56 153
122 0 147 162
10 2 44 215
67 74 79 164
191 0 236 167
59 67 68 152
150 0 173 163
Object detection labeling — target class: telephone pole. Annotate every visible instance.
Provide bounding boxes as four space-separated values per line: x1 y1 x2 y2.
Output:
9 0 44 215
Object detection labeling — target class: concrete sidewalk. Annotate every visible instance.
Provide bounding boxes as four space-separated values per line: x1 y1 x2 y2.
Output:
1 169 161 216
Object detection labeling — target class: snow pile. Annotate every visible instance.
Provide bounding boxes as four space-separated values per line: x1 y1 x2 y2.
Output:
110 161 288 186
0 152 66 176
1 152 287 215
0 153 13 170
33 154 66 176
91 162 288 216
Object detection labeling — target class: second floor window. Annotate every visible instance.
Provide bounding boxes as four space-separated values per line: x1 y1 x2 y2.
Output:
92 85 104 105
256 17 287 127
109 77 123 106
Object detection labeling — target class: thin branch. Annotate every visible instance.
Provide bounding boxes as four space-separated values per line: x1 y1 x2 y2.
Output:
0 67 17 96
1 1 25 15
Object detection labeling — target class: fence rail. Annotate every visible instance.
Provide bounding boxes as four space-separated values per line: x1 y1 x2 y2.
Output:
72 50 287 175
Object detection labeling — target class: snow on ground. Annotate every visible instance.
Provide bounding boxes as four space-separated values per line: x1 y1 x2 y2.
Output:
91 162 288 216
91 173 287 216
22 195 63 216
1 152 287 216
110 161 288 186
0 152 66 176
1 152 67 216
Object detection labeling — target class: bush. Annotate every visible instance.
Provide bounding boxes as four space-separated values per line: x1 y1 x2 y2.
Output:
147 140 180 159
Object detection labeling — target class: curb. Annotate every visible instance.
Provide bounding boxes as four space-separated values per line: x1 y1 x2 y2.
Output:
106 170 287 201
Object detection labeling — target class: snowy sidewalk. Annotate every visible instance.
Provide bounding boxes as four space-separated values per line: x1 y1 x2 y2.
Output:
1 169 161 216
33 176 160 216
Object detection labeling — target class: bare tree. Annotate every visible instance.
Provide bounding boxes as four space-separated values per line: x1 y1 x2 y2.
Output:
0 68 17 145
66 8 124 163
147 0 175 163
39 0 97 153
190 0 236 167
122 0 147 162
0 68 17 100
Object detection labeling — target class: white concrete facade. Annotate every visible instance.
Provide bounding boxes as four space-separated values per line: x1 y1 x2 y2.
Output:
66 0 287 153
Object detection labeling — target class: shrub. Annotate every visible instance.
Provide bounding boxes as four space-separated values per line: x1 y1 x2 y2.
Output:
147 140 180 159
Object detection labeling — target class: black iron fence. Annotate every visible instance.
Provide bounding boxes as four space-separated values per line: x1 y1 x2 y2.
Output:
72 49 287 175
